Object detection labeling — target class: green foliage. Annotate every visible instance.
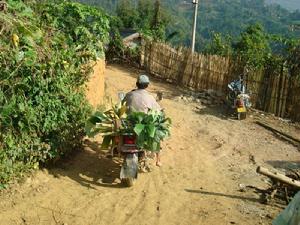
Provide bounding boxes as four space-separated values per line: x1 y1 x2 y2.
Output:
204 32 233 56
116 0 138 28
126 110 171 152
85 102 127 138
0 0 109 185
204 24 300 74
41 1 110 60
115 0 170 41
276 37 300 76
105 17 126 62
86 107 171 152
77 0 118 12
234 23 271 69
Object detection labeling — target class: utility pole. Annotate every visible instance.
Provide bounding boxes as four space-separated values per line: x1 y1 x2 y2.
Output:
191 0 199 53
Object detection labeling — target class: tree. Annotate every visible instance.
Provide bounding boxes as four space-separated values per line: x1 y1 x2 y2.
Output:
136 0 153 28
204 32 233 56
234 23 271 69
116 0 138 28
149 0 171 41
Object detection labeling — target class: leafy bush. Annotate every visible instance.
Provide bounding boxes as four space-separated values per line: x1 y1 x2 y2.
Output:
234 24 271 69
105 19 126 62
204 32 233 56
41 0 110 61
0 0 109 185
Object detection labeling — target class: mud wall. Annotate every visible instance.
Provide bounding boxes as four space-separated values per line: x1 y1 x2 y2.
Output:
85 59 106 108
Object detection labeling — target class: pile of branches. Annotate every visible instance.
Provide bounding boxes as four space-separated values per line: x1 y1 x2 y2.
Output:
257 166 300 205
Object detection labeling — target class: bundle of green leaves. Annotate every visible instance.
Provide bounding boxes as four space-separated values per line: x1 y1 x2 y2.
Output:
86 105 171 152
126 110 171 152
85 102 127 138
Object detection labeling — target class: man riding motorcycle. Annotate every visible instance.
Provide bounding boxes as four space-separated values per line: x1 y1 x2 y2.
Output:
123 74 162 167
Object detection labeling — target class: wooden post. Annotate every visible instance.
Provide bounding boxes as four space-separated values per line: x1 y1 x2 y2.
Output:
257 166 300 189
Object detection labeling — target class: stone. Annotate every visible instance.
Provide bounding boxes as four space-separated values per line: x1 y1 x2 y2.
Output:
238 183 247 192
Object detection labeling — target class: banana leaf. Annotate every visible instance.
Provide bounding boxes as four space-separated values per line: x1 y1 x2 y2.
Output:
101 135 112 149
86 107 171 153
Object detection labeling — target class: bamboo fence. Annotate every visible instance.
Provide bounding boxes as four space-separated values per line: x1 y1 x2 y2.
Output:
141 41 300 121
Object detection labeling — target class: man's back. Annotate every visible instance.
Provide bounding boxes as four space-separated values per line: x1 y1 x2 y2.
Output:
124 89 161 113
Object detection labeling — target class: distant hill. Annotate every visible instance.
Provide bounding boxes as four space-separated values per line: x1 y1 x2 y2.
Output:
78 0 300 51
266 0 300 11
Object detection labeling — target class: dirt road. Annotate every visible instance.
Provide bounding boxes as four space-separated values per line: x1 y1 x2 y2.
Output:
1 65 299 225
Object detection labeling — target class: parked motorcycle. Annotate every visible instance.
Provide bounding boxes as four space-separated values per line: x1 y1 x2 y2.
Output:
227 74 251 120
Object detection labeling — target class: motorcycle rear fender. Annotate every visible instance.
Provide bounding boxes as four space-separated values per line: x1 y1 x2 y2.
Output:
120 153 139 179
227 83 234 91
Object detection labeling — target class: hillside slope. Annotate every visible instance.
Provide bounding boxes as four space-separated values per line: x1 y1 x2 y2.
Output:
78 0 300 51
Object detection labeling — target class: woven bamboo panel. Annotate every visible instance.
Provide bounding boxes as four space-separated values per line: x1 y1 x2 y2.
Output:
140 41 300 121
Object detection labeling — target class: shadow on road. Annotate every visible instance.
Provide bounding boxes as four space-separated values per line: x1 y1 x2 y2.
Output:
266 160 300 170
48 139 124 189
194 105 236 121
185 189 262 203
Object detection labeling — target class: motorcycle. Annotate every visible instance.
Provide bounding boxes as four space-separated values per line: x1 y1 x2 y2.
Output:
110 121 147 187
118 133 145 187
110 92 156 187
227 75 251 120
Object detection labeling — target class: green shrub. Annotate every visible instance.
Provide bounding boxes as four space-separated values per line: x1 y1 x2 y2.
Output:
0 0 109 185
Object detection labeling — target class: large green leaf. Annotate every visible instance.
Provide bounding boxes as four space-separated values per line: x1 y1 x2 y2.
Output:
101 135 112 149
129 112 145 123
134 123 145 136
147 124 156 138
136 132 145 148
88 114 107 125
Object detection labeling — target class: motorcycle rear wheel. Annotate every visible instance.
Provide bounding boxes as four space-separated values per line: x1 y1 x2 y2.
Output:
237 112 247 120
121 178 135 187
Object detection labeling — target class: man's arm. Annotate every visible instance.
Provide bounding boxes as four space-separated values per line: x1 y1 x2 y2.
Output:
150 96 162 111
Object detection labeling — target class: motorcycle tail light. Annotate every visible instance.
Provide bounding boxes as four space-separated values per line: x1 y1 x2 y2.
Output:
123 135 136 145
237 99 244 107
